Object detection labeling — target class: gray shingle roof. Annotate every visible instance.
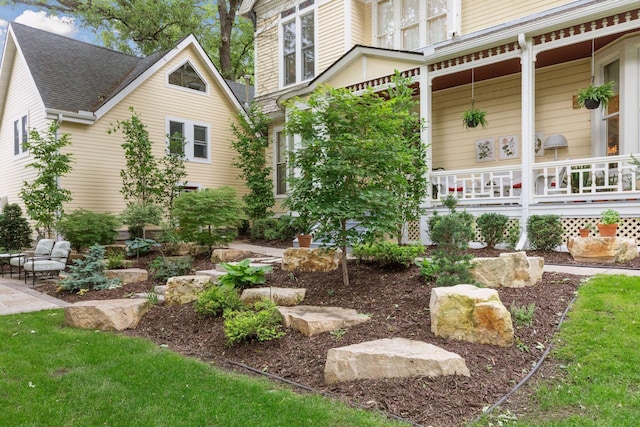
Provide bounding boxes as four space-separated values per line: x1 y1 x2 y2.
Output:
11 22 157 113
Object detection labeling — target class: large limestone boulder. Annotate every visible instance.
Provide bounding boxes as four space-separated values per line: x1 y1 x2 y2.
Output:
281 248 341 272
324 338 469 384
241 287 306 306
277 306 370 336
64 299 150 331
165 275 212 306
567 237 639 263
430 284 514 347
105 268 148 284
471 252 543 288
211 248 253 263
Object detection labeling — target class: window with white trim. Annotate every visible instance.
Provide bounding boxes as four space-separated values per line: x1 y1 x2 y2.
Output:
280 0 316 87
166 118 210 162
374 0 451 50
168 62 207 92
275 130 294 195
603 60 619 156
13 115 28 156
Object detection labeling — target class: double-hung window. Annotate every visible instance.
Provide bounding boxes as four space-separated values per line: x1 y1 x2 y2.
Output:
281 0 316 87
166 118 210 163
603 60 619 156
375 0 451 50
275 130 294 195
13 115 28 156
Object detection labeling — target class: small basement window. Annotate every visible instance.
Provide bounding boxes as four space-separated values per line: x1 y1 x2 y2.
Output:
169 62 206 92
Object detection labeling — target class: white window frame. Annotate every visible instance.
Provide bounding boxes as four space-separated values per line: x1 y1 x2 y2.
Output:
279 0 317 88
372 0 459 51
165 117 211 163
592 35 640 157
13 114 28 157
274 128 295 196
166 61 209 95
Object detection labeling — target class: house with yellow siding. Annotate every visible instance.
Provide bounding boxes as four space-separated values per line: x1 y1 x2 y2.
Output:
241 0 640 245
0 23 249 224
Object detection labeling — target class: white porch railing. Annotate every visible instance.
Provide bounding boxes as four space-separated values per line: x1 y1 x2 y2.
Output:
430 154 640 205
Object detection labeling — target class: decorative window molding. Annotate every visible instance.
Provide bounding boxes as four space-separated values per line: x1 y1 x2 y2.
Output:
168 61 208 94
165 117 211 163
279 0 316 88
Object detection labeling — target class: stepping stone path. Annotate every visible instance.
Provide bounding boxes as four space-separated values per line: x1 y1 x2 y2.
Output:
277 306 370 336
324 338 470 384
64 299 150 331
241 287 306 306
104 268 148 284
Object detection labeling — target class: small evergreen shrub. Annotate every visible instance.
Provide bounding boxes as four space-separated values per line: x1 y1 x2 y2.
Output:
105 252 125 269
58 244 121 292
476 213 509 247
149 256 192 281
57 209 120 252
194 284 244 317
250 218 280 240
218 259 272 289
223 299 285 345
353 241 424 268
0 203 32 251
527 215 564 251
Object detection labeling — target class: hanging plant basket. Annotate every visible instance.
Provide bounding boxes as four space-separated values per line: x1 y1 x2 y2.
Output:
461 108 487 130
583 98 601 110
577 81 615 110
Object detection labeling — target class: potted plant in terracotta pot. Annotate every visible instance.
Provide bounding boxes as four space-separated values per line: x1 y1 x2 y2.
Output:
461 107 488 129
294 214 313 248
577 81 615 110
597 209 620 237
579 222 595 237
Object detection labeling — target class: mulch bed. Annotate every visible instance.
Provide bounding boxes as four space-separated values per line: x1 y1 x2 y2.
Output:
37 244 640 426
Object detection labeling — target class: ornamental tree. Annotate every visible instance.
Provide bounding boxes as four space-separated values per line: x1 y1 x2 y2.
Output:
0 204 32 251
284 74 427 286
19 121 73 238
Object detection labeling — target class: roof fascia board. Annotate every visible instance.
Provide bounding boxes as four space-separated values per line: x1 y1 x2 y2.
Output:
424 0 639 63
45 109 96 124
94 34 247 120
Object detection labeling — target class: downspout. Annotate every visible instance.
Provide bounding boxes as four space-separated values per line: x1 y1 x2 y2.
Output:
517 33 535 250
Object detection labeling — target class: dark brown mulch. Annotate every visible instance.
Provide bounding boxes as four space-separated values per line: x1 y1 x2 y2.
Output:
37 246 639 426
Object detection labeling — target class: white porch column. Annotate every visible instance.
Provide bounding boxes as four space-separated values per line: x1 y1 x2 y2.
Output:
420 64 433 244
519 33 535 243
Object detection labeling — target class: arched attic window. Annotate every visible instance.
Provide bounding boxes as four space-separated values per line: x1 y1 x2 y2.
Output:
168 62 207 92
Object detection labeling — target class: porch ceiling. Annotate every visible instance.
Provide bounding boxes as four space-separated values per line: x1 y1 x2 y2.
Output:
432 31 629 92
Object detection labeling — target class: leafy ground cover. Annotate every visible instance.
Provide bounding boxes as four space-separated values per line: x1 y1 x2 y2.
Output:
36 246 601 426
0 310 400 427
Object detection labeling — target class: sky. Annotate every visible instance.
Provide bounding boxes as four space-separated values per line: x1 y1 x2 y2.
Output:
0 4 97 58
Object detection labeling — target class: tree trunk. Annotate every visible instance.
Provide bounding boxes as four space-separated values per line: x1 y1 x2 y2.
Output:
340 219 349 286
218 0 239 80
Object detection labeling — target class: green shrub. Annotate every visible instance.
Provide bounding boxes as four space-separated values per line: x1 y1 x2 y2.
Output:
510 303 536 326
527 215 564 251
476 213 509 247
0 203 32 251
105 252 125 269
57 209 120 252
250 218 280 240
506 222 521 250
125 237 160 257
353 241 424 268
120 202 162 239
223 299 285 346
426 196 476 286
58 244 121 292
218 259 272 289
194 284 244 317
277 215 299 241
149 256 192 281
156 223 184 256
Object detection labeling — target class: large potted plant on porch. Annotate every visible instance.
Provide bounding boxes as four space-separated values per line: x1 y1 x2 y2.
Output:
597 209 620 237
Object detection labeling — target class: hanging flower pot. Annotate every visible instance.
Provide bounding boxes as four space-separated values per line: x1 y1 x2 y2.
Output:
577 81 615 110
461 108 487 130
583 98 601 110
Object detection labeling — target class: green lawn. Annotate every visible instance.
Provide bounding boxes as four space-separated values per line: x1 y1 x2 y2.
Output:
0 310 399 427
479 274 640 426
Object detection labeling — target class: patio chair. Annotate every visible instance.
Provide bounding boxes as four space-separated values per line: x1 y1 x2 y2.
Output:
22 240 71 287
7 238 55 278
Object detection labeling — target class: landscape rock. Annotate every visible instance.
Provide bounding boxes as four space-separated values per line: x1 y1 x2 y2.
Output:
567 237 639 263
165 275 212 305
241 287 306 306
277 305 370 336
430 284 514 347
324 338 470 384
211 248 253 263
471 252 543 288
105 268 148 284
64 299 150 331
281 248 341 272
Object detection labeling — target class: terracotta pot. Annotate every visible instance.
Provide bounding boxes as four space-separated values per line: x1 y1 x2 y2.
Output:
597 223 618 237
579 229 591 238
297 234 313 248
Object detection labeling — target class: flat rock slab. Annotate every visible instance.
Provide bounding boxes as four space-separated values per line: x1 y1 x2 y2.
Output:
215 262 272 273
211 248 253 263
195 270 227 281
105 268 148 284
241 287 306 306
64 299 150 331
165 275 212 305
324 338 470 384
567 237 639 263
277 305 370 336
